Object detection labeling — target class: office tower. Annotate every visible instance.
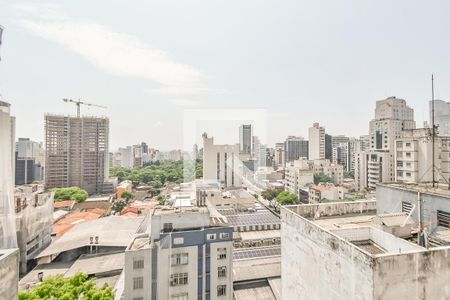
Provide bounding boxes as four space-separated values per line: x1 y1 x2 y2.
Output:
0 101 17 249
284 136 308 163
45 115 110 194
430 100 450 136
141 141 149 154
239 124 252 156
202 133 241 188
120 146 133 168
332 142 350 172
308 123 325 160
325 133 332 160
15 138 45 185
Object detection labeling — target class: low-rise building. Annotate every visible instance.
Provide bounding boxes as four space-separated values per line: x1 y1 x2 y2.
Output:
312 159 344 184
116 180 133 199
308 183 347 203
284 158 314 195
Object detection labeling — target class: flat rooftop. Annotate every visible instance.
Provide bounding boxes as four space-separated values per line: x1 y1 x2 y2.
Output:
225 211 280 227
233 246 281 260
233 256 281 282
379 182 450 198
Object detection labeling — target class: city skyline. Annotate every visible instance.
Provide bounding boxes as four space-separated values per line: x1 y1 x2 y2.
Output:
2 1 450 149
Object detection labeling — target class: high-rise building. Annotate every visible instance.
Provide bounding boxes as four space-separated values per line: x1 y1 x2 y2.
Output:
0 100 17 249
332 142 350 172
44 115 111 194
239 124 252 156
274 142 285 167
284 136 308 163
202 134 241 188
119 146 133 168
355 97 415 190
141 141 149 154
15 138 45 185
430 99 450 136
308 123 326 160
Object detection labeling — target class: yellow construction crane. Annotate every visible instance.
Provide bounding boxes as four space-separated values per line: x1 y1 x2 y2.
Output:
62 98 107 117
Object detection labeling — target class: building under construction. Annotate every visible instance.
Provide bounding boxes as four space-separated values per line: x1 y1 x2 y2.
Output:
45 114 112 194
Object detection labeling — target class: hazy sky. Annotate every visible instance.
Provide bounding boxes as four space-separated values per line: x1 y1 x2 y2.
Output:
1 0 450 150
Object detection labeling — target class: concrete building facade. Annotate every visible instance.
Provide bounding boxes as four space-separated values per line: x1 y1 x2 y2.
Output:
308 123 325 160
239 124 252 156
44 115 111 194
284 136 308 163
284 159 314 196
125 206 233 300
0 248 19 300
431 99 450 136
202 134 241 188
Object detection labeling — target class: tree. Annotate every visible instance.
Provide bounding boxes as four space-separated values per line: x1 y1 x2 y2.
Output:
52 187 88 203
112 199 127 214
261 189 282 201
120 191 135 202
314 173 333 184
276 191 298 205
19 272 114 300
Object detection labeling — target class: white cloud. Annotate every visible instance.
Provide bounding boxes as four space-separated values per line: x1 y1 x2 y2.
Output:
16 4 207 94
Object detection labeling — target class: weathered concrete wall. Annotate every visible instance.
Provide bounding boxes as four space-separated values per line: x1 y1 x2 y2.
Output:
0 248 19 300
374 247 450 300
286 200 376 219
377 184 450 232
281 208 374 300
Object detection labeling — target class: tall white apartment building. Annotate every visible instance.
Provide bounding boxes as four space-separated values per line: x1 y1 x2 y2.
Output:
395 128 450 183
430 99 450 136
355 97 415 190
124 204 233 300
202 134 241 188
284 158 314 195
120 146 133 168
308 123 325 160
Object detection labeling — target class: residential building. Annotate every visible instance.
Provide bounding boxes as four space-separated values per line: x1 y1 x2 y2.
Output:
430 99 450 136
239 124 252 156
325 133 332 160
332 142 350 172
124 204 233 300
45 115 111 194
308 183 347 203
202 134 241 188
395 128 450 183
273 142 285 168
308 123 325 160
284 159 314 196
284 136 308 163
120 146 133 168
313 159 344 185
355 97 415 191
0 100 17 249
0 249 19 300
141 142 149 154
281 196 450 300
116 180 133 199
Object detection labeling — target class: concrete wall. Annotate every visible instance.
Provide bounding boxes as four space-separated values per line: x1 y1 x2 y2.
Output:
0 248 19 300
124 244 152 300
374 247 450 300
281 208 374 300
377 184 450 232
286 200 376 219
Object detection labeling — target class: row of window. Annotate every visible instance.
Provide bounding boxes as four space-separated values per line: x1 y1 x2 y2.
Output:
207 232 230 240
169 284 227 299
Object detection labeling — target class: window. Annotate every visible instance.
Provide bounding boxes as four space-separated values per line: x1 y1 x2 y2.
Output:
173 237 184 245
133 259 144 269
405 142 411 147
207 233 216 240
218 266 227 277
133 297 144 300
170 273 188 286
437 210 450 228
406 172 411 177
217 285 227 296
217 248 227 260
133 277 144 290
171 253 188 266
402 202 413 214
171 293 188 300
405 152 411 157
220 232 230 239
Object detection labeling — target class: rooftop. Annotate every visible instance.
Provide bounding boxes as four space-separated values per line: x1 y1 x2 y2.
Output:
38 216 143 258
233 256 281 281
379 182 450 198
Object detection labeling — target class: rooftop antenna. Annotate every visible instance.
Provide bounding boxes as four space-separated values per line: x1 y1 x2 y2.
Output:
62 98 107 118
431 74 436 188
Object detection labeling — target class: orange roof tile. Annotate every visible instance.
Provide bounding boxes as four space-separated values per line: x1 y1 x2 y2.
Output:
53 209 105 236
54 200 75 209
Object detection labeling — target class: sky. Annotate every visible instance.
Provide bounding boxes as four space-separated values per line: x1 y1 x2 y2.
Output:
1 0 450 150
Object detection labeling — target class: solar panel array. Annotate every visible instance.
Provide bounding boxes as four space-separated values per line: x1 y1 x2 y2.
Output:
226 212 280 226
233 246 281 260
